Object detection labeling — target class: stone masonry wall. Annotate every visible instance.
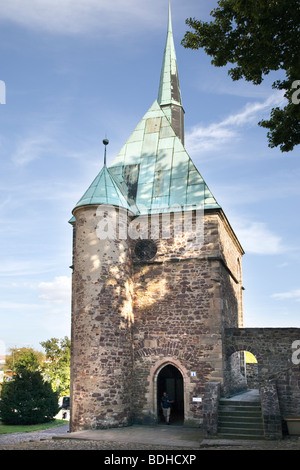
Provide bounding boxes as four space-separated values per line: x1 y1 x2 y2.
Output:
217 211 244 328
70 206 244 430
225 328 300 418
202 381 221 436
131 210 243 425
70 201 300 436
70 206 134 431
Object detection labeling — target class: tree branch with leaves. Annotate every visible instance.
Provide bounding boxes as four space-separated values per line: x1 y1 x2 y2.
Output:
182 0 300 152
40 336 71 397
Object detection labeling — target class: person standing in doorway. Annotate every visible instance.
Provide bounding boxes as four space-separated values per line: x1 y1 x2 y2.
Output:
161 392 174 424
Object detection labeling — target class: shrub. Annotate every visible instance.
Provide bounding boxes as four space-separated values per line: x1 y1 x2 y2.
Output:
0 370 59 425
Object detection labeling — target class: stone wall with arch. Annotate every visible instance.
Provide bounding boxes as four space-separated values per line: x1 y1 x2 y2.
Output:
149 358 190 424
133 355 199 426
203 328 300 440
224 328 300 418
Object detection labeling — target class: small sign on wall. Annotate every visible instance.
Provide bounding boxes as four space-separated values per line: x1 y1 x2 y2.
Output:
192 397 202 403
191 371 196 377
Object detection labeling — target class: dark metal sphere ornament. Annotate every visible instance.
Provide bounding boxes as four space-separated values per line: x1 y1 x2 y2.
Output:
103 138 109 165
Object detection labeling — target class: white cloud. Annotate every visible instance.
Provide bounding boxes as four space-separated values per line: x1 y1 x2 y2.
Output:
0 301 42 311
271 289 300 302
38 276 71 304
0 0 165 37
186 91 285 154
232 219 285 255
0 260 55 278
186 121 237 152
12 135 53 167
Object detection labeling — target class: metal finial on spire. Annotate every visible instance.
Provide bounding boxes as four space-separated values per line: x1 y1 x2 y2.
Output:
168 0 172 33
103 138 109 166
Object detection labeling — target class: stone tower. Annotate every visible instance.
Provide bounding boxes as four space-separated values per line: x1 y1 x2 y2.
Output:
69 3 244 431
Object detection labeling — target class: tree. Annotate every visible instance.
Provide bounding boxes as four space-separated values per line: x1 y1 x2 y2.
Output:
40 337 70 397
182 0 300 152
5 347 45 372
14 351 40 373
0 370 59 425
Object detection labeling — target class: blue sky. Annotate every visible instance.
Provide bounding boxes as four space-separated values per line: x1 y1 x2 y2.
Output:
0 0 299 354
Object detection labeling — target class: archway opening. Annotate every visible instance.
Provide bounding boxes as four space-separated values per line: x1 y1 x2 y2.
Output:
157 364 184 425
227 350 259 396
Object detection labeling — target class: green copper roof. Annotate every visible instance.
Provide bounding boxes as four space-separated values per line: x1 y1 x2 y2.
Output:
73 164 132 212
109 100 220 214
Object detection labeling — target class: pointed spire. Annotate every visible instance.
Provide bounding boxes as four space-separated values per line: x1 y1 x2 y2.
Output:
72 137 133 213
73 164 132 212
158 0 185 144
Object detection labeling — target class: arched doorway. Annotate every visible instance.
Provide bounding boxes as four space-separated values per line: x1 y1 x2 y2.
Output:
226 350 259 396
157 364 184 425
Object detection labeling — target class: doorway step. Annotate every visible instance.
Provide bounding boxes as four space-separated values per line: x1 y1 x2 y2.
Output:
217 390 264 440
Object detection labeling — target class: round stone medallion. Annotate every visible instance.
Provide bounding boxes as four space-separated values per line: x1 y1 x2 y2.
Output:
134 239 157 260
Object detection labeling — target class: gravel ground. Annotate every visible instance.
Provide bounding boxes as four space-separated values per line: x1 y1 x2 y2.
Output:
0 439 199 451
0 424 198 450
1 424 300 450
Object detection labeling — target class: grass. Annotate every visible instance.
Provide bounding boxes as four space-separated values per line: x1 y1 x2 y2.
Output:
0 419 67 434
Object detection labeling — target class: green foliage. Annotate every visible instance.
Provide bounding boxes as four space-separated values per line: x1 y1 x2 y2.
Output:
40 337 70 396
14 351 40 373
258 71 300 152
3 338 71 400
5 347 45 372
0 370 59 425
182 0 300 152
